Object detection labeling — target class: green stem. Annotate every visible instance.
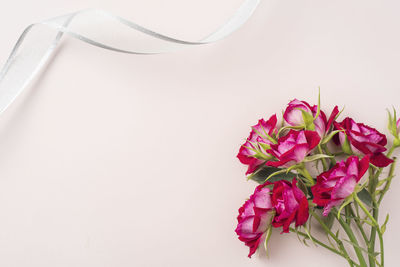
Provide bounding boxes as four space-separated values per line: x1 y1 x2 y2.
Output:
369 145 397 266
356 187 379 267
345 205 351 224
289 228 341 256
378 157 397 204
356 198 385 267
310 210 354 266
290 227 359 267
354 195 379 227
321 144 336 165
369 202 378 267
387 146 395 158
378 228 384 267
299 165 315 186
354 193 385 266
366 167 379 267
348 205 369 246
371 145 395 197
369 169 379 198
372 158 398 267
333 208 367 267
318 144 328 171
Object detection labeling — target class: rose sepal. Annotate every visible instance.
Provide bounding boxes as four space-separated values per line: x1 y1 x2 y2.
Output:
341 135 353 155
321 130 342 145
277 125 305 137
387 108 400 148
336 194 354 219
299 108 316 131
263 168 291 183
387 108 398 138
380 214 390 235
303 154 334 162
297 164 315 186
264 210 276 256
251 126 278 145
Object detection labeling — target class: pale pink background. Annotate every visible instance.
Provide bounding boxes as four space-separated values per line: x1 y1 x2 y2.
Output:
0 0 399 266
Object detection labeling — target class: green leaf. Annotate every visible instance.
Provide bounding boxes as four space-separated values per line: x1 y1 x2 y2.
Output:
248 166 296 185
357 189 373 207
303 154 333 162
381 214 389 234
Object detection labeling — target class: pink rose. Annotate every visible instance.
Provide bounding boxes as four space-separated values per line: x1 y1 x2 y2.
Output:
283 99 339 137
334 117 393 167
237 115 278 174
266 130 320 167
235 178 310 257
235 185 274 258
271 179 309 233
311 156 370 216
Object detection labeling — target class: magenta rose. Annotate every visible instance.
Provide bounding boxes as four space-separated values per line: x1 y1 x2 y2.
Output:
271 179 309 233
283 99 339 137
237 115 278 174
235 184 274 257
235 178 309 257
266 130 320 167
334 117 393 167
311 155 369 216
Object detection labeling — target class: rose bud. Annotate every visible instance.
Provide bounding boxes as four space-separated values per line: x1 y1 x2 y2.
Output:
237 115 278 175
334 117 393 167
397 118 400 132
271 179 309 233
387 109 400 148
283 99 339 138
266 130 320 168
235 185 274 258
311 155 370 216
396 118 400 147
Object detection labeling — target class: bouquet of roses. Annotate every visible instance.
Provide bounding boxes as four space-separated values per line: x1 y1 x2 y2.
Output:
235 93 399 267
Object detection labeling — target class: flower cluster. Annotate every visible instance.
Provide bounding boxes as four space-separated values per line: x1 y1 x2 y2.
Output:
235 179 308 257
235 95 398 266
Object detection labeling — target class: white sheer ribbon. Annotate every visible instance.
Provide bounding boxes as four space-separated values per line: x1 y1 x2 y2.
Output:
0 0 260 115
